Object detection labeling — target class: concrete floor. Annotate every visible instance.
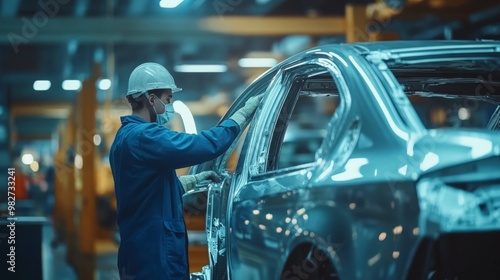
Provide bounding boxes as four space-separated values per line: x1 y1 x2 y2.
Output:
42 224 78 280
42 222 119 280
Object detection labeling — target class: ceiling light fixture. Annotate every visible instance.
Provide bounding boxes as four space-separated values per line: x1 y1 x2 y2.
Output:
62 80 82 91
98 79 112 90
159 0 184 8
22 153 34 165
238 58 278 68
174 64 228 73
33 80 51 91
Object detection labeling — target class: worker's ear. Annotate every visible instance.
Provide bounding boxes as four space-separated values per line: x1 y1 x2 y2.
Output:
148 93 155 106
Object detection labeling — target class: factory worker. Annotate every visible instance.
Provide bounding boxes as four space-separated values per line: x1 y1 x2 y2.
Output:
109 62 262 280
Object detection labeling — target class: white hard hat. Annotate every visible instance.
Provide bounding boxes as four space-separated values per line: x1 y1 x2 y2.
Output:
126 62 182 98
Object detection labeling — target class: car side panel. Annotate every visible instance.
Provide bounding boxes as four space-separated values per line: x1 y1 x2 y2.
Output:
229 169 420 280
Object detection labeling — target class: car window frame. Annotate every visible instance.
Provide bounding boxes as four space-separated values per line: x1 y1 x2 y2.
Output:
189 69 277 176
244 57 352 178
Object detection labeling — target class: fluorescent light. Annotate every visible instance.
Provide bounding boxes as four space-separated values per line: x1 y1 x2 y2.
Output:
159 0 184 8
62 80 82 91
238 58 278 68
173 101 197 134
33 80 51 91
174 64 227 73
22 153 34 165
98 79 111 90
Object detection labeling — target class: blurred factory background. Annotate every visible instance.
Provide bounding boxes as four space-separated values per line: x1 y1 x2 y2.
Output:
0 0 499 279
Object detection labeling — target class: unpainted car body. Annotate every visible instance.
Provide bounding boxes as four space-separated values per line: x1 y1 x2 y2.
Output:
185 41 500 280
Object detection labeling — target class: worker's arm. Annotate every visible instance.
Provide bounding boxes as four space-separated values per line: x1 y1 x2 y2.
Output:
139 94 262 170
140 120 240 170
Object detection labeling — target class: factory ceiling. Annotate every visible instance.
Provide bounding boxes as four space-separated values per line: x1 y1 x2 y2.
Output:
1 0 499 159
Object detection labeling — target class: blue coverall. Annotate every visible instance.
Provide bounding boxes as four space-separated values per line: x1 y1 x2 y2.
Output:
109 115 240 279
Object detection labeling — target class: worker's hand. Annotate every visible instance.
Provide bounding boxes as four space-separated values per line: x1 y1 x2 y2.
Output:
230 94 264 127
194 171 221 183
179 171 221 192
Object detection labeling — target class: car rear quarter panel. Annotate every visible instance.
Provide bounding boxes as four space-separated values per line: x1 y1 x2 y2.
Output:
229 162 421 280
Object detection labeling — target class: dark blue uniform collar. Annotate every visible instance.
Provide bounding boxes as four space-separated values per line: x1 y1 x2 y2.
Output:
120 115 148 124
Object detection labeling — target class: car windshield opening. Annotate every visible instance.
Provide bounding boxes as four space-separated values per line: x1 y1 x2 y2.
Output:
388 57 500 129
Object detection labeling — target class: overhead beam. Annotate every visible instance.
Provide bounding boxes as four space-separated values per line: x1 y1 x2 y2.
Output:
11 102 134 120
16 133 53 141
0 16 346 46
200 16 346 36
11 103 72 118
0 17 213 45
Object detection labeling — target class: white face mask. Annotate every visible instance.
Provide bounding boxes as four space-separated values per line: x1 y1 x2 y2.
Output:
153 96 175 126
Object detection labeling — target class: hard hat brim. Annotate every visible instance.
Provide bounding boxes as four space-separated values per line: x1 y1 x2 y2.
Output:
126 87 182 98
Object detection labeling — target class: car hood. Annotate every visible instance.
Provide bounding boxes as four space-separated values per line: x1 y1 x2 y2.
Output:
410 129 500 173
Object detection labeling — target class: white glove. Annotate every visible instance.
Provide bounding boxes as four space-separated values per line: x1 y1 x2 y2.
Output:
179 171 221 192
230 94 264 127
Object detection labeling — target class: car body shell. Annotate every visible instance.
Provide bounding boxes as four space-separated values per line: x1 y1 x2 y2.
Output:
186 41 500 280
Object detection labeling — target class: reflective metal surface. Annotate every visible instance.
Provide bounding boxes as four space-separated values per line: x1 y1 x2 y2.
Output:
185 41 500 280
